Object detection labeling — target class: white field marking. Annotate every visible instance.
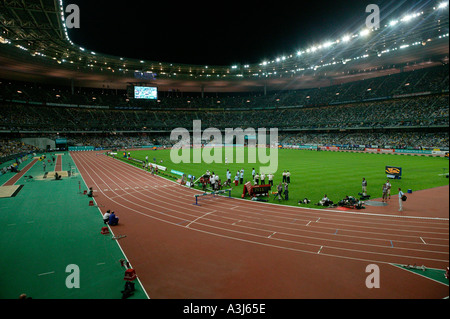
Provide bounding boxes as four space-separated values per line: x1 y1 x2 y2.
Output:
186 210 217 228
217 213 449 254
317 246 323 254
420 237 427 244
38 271 55 276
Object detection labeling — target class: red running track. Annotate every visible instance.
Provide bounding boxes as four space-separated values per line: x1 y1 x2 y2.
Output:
71 151 449 299
3 159 38 186
55 154 62 172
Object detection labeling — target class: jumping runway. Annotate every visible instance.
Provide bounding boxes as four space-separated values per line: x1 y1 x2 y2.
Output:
71 151 449 299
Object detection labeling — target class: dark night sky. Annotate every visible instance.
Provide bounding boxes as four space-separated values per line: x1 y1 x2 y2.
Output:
65 0 432 66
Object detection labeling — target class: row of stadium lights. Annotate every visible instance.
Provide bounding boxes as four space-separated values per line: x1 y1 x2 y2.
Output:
57 1 448 74
257 2 448 69
0 1 448 77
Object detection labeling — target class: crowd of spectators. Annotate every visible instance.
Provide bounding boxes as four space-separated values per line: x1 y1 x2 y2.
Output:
0 94 447 132
1 128 448 163
0 139 39 162
1 64 448 109
0 64 448 157
280 131 449 149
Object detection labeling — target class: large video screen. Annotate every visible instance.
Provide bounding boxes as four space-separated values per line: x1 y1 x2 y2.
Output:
134 86 158 100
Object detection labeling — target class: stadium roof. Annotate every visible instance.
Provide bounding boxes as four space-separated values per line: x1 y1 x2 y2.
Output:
0 0 448 92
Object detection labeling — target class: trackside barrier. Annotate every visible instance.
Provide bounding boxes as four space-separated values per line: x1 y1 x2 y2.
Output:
193 189 232 206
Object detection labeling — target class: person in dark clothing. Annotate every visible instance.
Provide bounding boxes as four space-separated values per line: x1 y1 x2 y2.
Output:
276 183 284 201
284 182 289 200
109 211 119 226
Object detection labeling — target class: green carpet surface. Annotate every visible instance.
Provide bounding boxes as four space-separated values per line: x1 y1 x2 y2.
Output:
0 153 147 299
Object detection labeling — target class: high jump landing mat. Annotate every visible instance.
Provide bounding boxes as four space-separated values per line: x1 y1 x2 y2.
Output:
0 185 24 198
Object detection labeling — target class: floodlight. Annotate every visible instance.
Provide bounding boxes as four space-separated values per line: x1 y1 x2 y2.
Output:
359 29 370 37
438 2 448 9
401 14 413 22
342 35 351 42
389 20 399 26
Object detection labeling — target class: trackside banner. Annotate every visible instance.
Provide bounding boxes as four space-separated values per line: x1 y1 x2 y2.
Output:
385 166 402 176
394 149 432 155
365 148 395 153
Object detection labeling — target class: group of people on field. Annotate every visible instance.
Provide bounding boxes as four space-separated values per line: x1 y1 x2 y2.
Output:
362 177 406 212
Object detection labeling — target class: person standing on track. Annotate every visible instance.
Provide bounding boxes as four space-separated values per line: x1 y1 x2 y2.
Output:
398 188 405 212
382 183 388 203
386 180 392 200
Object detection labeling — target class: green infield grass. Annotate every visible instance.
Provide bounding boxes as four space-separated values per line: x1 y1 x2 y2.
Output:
115 148 449 208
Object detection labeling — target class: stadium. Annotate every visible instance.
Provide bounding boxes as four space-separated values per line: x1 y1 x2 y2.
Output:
0 0 449 305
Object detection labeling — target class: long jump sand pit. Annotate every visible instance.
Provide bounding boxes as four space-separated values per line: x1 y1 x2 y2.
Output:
0 185 24 198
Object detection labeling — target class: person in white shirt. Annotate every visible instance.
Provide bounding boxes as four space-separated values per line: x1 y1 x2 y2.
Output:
210 173 216 190
261 173 265 185
398 188 405 212
268 173 274 186
226 169 231 185
254 173 260 185
103 210 111 224
286 171 291 184
320 194 332 206
386 180 392 199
